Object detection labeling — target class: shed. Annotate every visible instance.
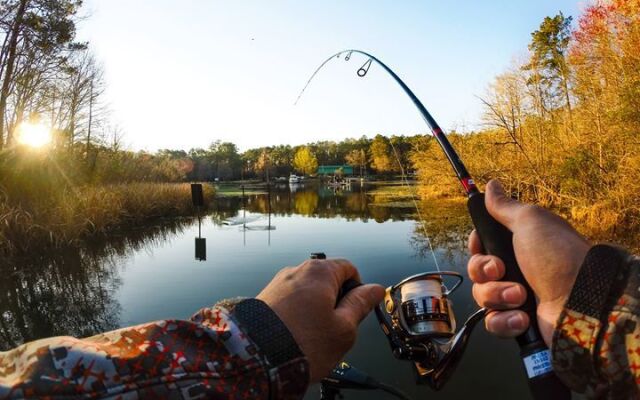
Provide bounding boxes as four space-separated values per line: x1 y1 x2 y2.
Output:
317 165 354 176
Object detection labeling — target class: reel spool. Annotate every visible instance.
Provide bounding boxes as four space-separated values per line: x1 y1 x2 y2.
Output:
376 271 486 390
386 272 461 338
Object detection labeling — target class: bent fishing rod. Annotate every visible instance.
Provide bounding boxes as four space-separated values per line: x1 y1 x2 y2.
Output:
297 50 570 400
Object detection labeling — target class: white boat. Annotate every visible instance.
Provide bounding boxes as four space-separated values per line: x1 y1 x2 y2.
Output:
289 174 302 184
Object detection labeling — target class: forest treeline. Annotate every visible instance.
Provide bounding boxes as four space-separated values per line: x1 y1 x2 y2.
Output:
160 134 417 181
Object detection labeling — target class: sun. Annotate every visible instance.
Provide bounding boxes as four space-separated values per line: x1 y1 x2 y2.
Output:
16 121 52 148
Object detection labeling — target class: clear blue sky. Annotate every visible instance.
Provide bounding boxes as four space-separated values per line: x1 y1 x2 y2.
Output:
78 1 583 152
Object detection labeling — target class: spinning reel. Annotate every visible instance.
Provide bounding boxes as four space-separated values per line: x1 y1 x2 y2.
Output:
320 265 487 399
375 271 486 390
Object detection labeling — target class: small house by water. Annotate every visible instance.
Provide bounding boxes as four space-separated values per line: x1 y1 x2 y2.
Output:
317 165 354 176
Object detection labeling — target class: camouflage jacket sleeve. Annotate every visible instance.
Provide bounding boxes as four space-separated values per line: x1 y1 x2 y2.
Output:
0 298 310 399
552 244 640 398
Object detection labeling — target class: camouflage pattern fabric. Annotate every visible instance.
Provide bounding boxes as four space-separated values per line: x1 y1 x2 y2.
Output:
0 299 309 399
553 244 640 399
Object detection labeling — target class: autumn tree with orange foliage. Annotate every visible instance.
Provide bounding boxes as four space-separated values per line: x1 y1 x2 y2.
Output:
412 1 640 242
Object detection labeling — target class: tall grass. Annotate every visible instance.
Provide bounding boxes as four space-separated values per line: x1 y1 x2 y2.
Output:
0 150 214 256
0 182 214 256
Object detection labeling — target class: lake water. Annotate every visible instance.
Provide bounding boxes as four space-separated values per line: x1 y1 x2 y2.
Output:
0 182 535 399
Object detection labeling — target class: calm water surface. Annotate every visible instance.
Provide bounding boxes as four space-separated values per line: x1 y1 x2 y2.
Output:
1 183 534 399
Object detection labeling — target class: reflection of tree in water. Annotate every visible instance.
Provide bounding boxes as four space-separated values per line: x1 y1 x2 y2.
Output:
0 219 194 351
210 186 472 261
294 190 319 216
208 196 243 225
216 184 417 223
409 198 472 260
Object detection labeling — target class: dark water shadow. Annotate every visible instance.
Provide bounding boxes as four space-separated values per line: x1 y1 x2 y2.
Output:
0 218 195 350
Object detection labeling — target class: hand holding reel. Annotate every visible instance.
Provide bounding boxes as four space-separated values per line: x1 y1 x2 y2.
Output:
376 271 486 390
319 249 486 398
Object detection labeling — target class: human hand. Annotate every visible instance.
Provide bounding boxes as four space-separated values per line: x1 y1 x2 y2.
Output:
257 258 385 382
467 180 591 346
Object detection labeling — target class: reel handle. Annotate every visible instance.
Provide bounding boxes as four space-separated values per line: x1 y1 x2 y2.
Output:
467 193 570 400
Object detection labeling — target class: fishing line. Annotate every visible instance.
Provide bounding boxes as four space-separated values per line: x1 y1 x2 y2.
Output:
389 140 441 272
295 49 441 273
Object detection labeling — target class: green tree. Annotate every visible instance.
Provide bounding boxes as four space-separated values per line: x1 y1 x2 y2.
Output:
293 146 318 176
526 13 573 115
208 141 241 180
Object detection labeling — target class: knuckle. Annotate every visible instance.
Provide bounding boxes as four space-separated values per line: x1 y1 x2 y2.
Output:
471 284 484 305
472 282 504 308
276 266 293 277
520 204 543 221
468 254 487 280
484 312 503 333
306 259 325 270
302 260 328 276
467 256 483 281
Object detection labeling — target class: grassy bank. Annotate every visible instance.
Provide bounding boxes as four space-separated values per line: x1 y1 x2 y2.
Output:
0 182 214 256
415 183 639 251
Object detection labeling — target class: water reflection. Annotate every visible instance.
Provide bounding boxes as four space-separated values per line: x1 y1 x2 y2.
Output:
195 216 207 261
0 183 467 350
214 183 418 223
0 219 194 351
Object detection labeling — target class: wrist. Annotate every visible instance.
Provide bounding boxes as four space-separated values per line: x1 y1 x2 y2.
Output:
231 298 311 396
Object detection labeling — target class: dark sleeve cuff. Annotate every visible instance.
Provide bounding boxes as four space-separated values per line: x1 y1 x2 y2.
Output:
551 244 634 392
233 298 305 367
564 244 630 320
233 298 310 399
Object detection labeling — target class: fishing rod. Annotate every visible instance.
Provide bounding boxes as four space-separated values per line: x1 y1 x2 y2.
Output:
297 50 570 399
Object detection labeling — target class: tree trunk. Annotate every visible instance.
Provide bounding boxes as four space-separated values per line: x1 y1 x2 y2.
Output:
85 80 93 158
0 0 29 148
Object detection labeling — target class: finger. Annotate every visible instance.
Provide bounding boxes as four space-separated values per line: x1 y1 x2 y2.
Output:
326 258 361 285
472 281 526 309
485 310 530 338
336 284 385 325
484 179 525 230
467 254 505 283
468 229 483 255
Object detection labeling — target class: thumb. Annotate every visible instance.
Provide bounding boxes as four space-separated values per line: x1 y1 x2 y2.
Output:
485 179 525 230
336 284 385 325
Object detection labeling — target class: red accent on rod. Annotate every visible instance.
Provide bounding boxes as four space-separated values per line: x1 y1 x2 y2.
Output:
461 177 477 194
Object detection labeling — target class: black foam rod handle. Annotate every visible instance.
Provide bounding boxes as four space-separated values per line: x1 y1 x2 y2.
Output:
337 279 362 303
467 193 570 400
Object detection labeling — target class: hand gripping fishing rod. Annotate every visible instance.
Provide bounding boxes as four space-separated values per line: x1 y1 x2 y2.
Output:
297 50 570 399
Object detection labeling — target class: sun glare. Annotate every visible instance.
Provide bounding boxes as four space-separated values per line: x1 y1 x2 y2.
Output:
16 121 52 148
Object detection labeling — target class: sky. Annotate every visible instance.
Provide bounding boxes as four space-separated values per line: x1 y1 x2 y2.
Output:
77 1 584 152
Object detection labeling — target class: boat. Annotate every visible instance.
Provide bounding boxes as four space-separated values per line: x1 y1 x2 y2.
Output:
289 174 302 184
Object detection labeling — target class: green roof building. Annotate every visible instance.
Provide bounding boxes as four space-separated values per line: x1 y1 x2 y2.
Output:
317 165 354 176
